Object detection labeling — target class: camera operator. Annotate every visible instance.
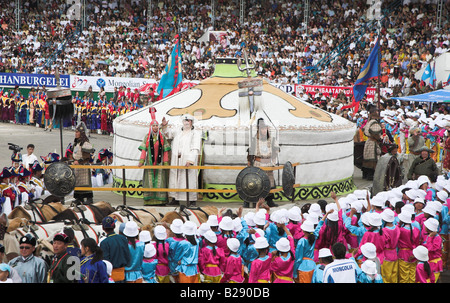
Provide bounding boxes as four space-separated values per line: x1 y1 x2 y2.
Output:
22 144 38 170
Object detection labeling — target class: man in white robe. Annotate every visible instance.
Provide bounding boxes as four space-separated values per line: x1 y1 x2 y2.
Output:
161 114 202 206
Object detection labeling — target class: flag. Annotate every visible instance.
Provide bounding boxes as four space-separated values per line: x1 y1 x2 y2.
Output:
156 35 183 100
429 62 437 88
342 38 380 113
420 63 431 87
445 73 450 87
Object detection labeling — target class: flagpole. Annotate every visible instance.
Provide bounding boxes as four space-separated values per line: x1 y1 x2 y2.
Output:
376 22 381 114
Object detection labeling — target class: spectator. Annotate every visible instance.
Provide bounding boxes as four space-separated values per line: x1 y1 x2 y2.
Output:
79 237 109 283
322 242 359 283
8 234 48 283
99 216 131 283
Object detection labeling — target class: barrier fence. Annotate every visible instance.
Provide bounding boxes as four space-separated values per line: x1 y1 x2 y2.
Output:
69 162 300 205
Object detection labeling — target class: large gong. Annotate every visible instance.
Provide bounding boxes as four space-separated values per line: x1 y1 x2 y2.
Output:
43 162 76 197
282 161 295 198
235 166 271 203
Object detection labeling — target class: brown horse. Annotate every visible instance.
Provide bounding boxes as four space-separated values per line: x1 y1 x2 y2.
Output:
108 205 164 229
141 205 219 236
51 201 116 225
7 202 68 231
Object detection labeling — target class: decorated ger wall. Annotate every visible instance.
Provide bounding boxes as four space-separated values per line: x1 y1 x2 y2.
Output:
112 58 356 202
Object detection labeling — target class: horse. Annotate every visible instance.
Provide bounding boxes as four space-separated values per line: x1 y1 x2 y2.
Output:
51 201 116 225
107 205 164 228
10 220 68 243
141 205 219 236
7 201 68 231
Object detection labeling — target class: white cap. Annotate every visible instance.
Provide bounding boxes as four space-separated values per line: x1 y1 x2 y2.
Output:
398 211 412 224
227 238 240 252
304 213 319 225
381 208 395 223
361 260 378 275
430 201 443 213
154 225 167 240
309 203 322 216
139 230 151 243
244 212 256 227
318 248 332 258
144 243 156 258
301 219 316 233
370 196 385 208
327 210 339 222
436 190 449 202
219 216 234 231
417 175 431 188
288 208 301 222
253 212 266 226
254 237 269 249
170 219 184 234
182 221 197 236
275 237 291 252
424 218 439 232
203 230 218 244
413 197 425 205
361 242 377 259
233 218 243 233
123 221 139 238
361 212 371 226
197 222 211 237
207 215 219 227
413 245 429 262
422 204 437 217
350 200 363 213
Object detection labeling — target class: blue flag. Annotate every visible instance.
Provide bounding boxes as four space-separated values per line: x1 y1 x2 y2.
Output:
421 63 432 82
429 62 437 88
157 35 183 100
352 38 380 103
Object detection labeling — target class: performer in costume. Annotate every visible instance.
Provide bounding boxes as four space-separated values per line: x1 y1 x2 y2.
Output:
372 144 404 196
247 118 280 207
138 108 171 206
362 113 383 181
161 113 202 206
73 122 95 205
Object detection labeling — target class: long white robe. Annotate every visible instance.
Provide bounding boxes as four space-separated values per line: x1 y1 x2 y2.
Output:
162 125 202 202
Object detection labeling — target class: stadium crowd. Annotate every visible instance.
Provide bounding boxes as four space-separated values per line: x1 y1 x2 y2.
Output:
0 0 447 89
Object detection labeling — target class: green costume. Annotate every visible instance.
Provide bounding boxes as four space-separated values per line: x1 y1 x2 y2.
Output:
138 130 171 205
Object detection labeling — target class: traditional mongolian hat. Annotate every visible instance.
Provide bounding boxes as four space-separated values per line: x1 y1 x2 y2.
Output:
41 153 60 164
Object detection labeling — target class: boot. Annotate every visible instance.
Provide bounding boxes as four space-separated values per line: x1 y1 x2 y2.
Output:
84 197 94 205
167 198 179 206
243 201 250 208
266 194 278 207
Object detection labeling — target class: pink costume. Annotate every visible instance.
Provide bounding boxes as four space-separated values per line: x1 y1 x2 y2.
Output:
422 234 443 275
358 230 386 264
345 214 360 250
397 225 421 262
198 245 226 278
270 236 295 283
216 232 236 257
220 253 245 283
415 262 436 283
382 225 400 262
153 241 171 277
248 255 272 283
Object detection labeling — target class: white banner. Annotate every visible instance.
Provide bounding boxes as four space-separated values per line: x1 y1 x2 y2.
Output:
70 75 156 92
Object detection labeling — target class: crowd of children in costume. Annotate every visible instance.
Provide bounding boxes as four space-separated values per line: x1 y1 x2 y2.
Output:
113 174 449 283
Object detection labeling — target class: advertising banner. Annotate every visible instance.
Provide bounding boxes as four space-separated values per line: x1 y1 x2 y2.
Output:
0 72 70 88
